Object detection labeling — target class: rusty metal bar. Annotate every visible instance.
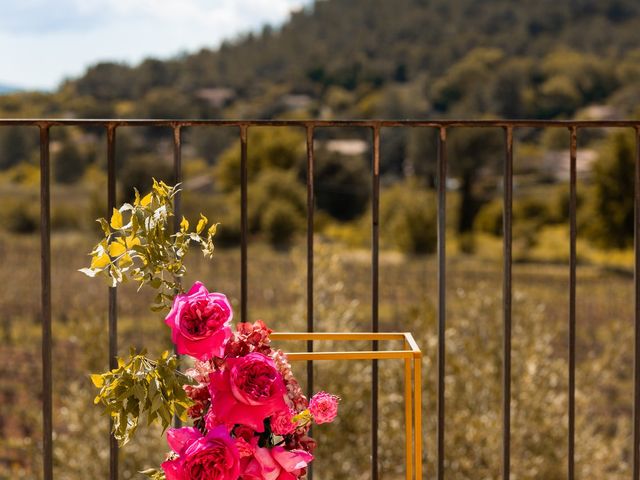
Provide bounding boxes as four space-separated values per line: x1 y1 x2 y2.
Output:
39 125 52 480
240 125 248 323
437 127 447 480
568 126 577 480
4 119 640 128
305 126 315 394
502 127 513 480
107 125 118 480
371 125 381 479
172 125 182 232
172 125 183 429
634 126 640 480
305 126 315 480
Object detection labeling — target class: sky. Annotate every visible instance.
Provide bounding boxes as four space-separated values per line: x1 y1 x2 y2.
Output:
0 0 312 91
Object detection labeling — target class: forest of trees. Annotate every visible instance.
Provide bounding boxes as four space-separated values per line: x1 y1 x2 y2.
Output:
0 0 639 251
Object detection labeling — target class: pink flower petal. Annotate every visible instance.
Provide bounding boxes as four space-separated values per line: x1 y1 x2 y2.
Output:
271 446 313 472
166 427 201 455
160 459 182 480
254 448 282 480
187 281 208 296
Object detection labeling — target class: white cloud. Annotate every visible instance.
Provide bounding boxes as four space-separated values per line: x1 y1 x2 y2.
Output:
0 0 311 90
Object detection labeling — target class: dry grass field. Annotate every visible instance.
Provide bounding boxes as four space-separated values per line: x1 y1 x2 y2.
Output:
0 226 636 479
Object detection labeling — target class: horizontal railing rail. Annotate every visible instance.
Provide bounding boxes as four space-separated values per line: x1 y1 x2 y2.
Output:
1 118 639 480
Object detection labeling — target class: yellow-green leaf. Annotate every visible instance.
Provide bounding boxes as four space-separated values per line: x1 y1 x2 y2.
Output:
110 208 123 229
91 374 104 388
118 253 133 268
108 242 127 258
91 253 110 269
140 193 153 207
196 215 207 234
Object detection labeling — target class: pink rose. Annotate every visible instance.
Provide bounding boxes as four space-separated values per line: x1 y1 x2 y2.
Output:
209 352 288 432
165 281 233 361
270 409 296 436
162 425 240 480
240 446 313 480
309 392 340 424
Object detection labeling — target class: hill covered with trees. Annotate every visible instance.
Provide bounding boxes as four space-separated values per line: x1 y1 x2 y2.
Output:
0 0 639 250
3 0 640 120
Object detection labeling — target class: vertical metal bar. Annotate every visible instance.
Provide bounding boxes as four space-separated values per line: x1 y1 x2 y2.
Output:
568 126 577 480
240 125 248 323
306 125 315 396
437 127 447 480
371 125 381 479
305 125 315 480
503 127 514 480
633 125 640 480
172 125 183 429
39 125 53 480
107 124 118 480
172 125 182 232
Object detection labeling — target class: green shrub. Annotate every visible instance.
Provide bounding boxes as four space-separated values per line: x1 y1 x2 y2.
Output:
2 199 39 234
51 204 84 231
380 179 437 255
247 170 306 234
587 131 635 248
261 200 303 247
119 154 173 201
473 199 503 236
54 141 93 184
306 151 370 221
215 128 304 193
474 196 556 237
197 170 306 247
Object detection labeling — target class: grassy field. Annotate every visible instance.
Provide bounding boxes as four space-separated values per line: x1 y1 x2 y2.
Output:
0 228 636 479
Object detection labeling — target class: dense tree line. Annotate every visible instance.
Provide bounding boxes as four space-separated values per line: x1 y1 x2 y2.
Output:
0 0 639 248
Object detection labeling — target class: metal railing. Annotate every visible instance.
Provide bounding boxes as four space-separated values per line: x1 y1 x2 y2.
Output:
1 118 640 479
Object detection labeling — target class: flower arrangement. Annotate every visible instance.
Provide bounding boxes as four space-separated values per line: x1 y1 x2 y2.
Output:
82 180 339 479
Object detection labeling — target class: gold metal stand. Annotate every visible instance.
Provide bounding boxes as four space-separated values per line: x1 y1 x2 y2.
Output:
272 332 423 480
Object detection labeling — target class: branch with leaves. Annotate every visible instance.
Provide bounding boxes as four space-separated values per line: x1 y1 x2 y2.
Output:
91 349 195 446
80 179 217 311
82 180 217 448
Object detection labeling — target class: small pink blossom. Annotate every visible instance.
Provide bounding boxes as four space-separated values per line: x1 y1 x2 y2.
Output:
309 392 340 424
270 409 296 436
225 320 273 358
165 282 233 361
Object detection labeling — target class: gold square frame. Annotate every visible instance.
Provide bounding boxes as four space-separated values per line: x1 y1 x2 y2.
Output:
271 332 423 480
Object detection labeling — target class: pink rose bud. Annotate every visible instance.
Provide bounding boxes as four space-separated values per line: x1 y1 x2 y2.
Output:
309 392 340 425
